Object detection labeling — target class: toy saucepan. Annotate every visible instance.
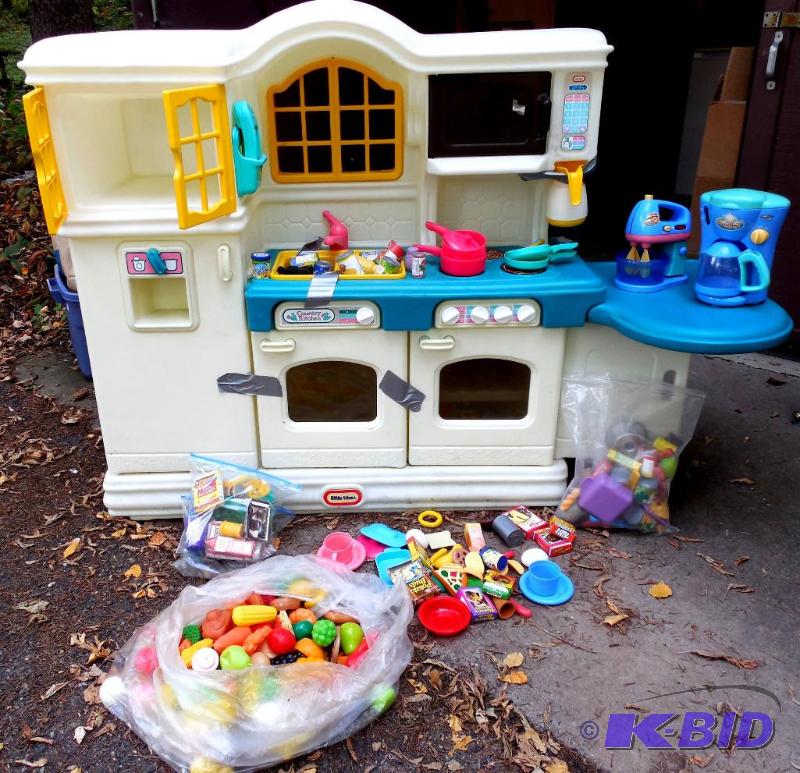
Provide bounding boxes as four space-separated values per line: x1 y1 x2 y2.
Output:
415 221 487 277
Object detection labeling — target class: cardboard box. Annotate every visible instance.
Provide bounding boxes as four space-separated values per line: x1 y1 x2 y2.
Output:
719 47 754 102
689 100 747 254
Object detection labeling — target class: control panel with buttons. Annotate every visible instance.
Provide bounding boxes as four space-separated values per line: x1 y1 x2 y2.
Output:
435 299 541 328
275 301 380 329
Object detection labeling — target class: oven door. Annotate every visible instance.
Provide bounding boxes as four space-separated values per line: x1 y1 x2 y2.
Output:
408 325 565 465
253 328 407 468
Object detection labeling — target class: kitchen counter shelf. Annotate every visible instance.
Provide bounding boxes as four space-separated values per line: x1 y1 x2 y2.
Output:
587 261 793 354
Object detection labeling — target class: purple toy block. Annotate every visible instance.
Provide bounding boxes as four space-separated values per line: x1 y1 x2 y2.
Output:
578 472 633 522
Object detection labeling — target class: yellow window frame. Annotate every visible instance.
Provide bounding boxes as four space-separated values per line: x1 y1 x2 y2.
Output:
267 59 403 184
22 87 67 235
163 84 236 230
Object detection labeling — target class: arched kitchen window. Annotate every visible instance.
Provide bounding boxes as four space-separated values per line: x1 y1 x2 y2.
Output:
267 59 403 183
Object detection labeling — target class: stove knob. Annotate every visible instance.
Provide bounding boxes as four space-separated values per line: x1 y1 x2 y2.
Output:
469 305 489 324
492 305 513 324
516 304 538 324
750 228 770 245
440 306 461 326
356 306 375 326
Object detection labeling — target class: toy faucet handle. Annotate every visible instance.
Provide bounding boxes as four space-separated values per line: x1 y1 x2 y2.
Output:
322 210 349 249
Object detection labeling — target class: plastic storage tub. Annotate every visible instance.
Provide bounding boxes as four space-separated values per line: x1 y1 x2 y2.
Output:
47 264 92 378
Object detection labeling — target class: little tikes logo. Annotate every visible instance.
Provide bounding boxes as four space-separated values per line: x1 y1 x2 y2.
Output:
322 487 363 507
604 711 774 751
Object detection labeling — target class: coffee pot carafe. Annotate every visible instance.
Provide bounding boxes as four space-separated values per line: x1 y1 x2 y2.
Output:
695 188 790 307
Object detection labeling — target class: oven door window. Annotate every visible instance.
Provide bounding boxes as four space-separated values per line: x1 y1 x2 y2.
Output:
286 361 377 422
438 358 531 421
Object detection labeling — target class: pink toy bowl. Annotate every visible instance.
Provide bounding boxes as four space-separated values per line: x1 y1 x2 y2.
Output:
417 594 472 637
317 531 366 570
355 533 387 560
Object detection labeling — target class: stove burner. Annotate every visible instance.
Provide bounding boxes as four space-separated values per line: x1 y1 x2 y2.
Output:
500 262 546 275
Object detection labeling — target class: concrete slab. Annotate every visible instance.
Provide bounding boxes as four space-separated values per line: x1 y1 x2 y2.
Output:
276 354 800 772
14 348 95 410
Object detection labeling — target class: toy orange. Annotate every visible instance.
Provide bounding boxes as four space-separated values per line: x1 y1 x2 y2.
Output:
288 607 317 624
294 638 325 660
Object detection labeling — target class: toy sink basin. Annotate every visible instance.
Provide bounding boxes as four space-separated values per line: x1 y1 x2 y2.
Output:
270 249 406 280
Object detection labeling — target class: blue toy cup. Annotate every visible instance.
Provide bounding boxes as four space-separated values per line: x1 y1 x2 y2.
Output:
527 560 562 597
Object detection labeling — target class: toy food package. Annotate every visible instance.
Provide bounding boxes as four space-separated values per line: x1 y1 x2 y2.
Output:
175 454 301 578
558 374 705 533
388 558 439 604
533 516 576 557
101 555 414 772
501 505 550 539
456 587 498 622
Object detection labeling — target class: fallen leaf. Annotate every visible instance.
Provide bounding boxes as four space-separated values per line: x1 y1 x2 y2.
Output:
110 528 126 539
345 736 358 762
148 531 168 547
14 758 47 768
14 600 49 614
734 555 750 566
726 584 755 594
451 734 473 752
40 682 69 700
697 553 735 577
689 650 758 670
649 581 673 599
428 668 442 690
447 715 462 734
729 476 755 486
72 387 91 401
124 564 142 579
605 598 621 614
500 670 528 685
423 764 444 771
61 407 86 425
502 652 525 669
73 727 86 745
63 538 80 558
689 753 715 767
604 613 629 627
445 762 463 771
546 761 570 773
593 570 611 599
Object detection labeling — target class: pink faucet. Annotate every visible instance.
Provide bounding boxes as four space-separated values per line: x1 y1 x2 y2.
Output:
322 210 349 250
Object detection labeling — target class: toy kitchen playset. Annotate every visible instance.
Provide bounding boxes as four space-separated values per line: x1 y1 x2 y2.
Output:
20 0 792 517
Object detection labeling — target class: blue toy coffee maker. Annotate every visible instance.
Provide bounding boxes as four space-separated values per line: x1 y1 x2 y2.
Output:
695 188 790 306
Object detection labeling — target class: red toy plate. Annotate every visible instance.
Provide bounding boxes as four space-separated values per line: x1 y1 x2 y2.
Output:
417 595 471 637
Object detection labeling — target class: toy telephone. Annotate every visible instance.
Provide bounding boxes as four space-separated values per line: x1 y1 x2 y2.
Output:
232 100 267 197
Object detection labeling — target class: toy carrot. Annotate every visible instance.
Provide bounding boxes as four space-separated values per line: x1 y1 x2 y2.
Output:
213 625 252 654
243 625 272 654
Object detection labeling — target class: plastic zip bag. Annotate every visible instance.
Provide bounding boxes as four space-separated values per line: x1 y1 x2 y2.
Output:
557 374 705 533
100 555 414 772
174 454 301 578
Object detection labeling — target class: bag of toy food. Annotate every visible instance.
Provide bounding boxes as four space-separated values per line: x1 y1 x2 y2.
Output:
558 374 705 533
100 555 414 772
174 454 301 578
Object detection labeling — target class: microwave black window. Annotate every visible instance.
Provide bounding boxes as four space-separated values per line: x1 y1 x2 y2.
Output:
286 361 377 422
428 72 552 157
438 358 531 420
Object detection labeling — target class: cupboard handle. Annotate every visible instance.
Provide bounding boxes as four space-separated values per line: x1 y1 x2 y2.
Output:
419 335 455 351
259 338 296 353
766 31 783 82
217 243 232 282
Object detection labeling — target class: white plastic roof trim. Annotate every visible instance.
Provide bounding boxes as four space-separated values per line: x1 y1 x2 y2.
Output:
20 0 611 85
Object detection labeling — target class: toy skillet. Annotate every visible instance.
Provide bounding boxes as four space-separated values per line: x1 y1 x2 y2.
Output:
503 241 578 267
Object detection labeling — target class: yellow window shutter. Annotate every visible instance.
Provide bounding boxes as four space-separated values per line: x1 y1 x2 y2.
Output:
162 84 236 230
23 86 67 235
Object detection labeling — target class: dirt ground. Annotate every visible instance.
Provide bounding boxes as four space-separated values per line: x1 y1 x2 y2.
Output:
0 352 598 773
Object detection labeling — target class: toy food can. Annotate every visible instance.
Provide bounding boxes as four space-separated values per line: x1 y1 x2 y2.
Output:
479 546 508 572
250 252 271 278
411 253 426 278
492 514 525 547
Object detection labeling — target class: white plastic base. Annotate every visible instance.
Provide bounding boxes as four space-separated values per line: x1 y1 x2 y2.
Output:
103 462 569 519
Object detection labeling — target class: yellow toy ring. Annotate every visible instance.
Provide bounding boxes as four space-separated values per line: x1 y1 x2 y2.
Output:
418 510 443 528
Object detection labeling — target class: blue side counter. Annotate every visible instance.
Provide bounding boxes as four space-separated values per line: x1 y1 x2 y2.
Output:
586 261 793 354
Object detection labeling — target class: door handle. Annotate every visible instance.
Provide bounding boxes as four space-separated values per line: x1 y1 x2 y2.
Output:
259 338 296 353
217 243 232 282
419 335 455 351
766 30 784 84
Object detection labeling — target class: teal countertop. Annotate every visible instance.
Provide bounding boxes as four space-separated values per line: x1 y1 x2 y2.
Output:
587 261 793 354
245 253 793 354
